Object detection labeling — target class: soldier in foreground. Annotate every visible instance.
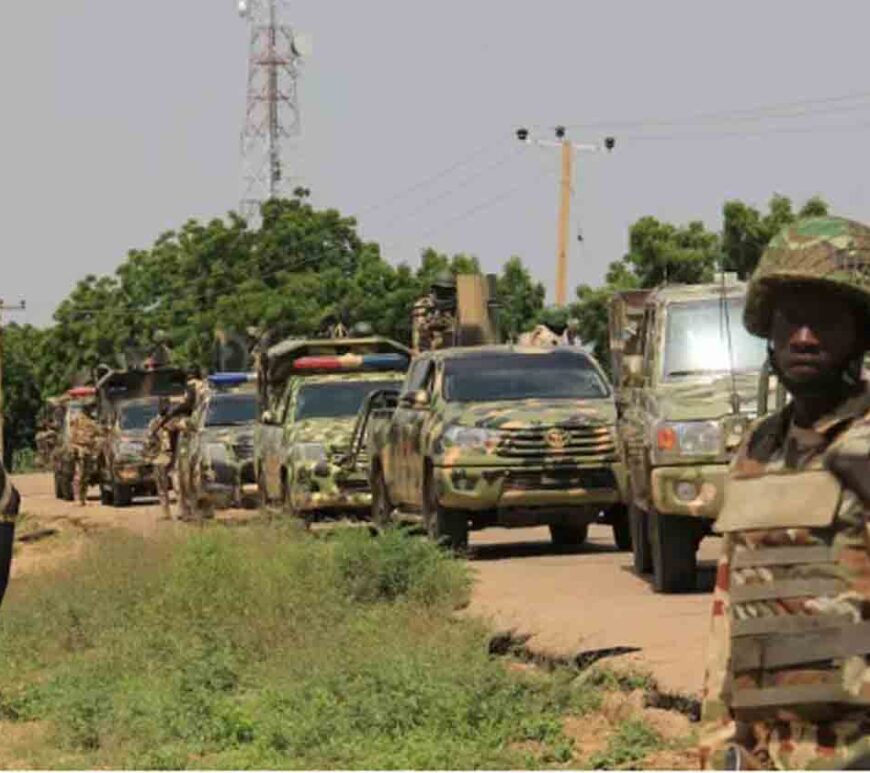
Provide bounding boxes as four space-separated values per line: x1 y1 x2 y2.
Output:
146 398 174 519
700 217 870 769
69 403 102 506
0 461 21 609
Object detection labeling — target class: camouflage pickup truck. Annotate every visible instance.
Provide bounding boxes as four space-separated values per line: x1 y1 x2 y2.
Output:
254 336 410 519
361 345 629 550
610 279 769 592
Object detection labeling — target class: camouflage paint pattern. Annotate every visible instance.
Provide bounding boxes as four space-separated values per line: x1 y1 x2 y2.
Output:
699 387 870 770
259 371 406 515
367 345 625 523
99 397 158 490
745 216 870 338
613 282 765 520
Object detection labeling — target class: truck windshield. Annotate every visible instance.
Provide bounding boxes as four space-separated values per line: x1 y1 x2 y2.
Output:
295 381 403 420
663 298 766 378
443 352 609 402
205 393 258 426
118 401 158 430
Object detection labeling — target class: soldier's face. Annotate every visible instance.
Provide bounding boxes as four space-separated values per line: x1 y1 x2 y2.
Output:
770 286 860 388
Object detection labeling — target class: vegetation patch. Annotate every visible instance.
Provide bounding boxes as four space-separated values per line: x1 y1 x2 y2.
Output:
0 524 605 769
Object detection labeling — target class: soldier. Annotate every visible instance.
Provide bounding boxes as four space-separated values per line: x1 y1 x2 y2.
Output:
146 397 174 519
164 371 207 520
412 272 457 351
0 461 21 609
69 403 102 506
517 324 561 347
565 317 581 346
699 217 870 770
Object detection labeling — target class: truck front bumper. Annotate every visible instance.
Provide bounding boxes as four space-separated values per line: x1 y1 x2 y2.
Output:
113 463 153 485
292 463 371 514
433 462 627 512
650 464 726 519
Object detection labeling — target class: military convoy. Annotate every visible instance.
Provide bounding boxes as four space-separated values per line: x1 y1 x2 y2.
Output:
609 278 768 591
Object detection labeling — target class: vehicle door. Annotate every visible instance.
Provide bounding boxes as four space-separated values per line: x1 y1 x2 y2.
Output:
389 358 433 507
404 361 438 510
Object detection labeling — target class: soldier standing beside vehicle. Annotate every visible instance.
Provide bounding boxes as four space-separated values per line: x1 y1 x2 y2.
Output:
412 272 457 351
69 403 102 506
146 397 174 519
699 217 870 770
0 461 21 609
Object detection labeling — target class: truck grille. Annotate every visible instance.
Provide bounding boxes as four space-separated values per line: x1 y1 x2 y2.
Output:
497 424 618 464
505 467 616 491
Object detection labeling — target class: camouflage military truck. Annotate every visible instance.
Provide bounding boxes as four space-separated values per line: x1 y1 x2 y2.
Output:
361 345 629 550
48 387 99 500
255 336 410 519
610 278 769 592
95 367 188 506
175 372 259 512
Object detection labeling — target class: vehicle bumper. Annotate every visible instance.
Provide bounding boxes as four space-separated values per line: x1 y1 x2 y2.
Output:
292 463 371 513
433 462 627 512
203 460 257 507
650 464 726 519
113 463 153 485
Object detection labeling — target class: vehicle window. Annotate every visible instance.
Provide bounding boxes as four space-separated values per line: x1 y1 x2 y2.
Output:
404 359 431 393
663 298 766 379
295 381 403 420
118 401 158 430
205 393 258 426
443 352 609 402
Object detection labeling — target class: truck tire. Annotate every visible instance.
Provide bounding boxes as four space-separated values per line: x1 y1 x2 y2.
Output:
112 480 132 508
424 471 468 552
610 505 632 551
53 471 62 499
649 510 698 593
549 523 588 547
370 466 393 528
629 503 652 574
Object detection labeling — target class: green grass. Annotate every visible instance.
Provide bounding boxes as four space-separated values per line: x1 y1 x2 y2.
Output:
588 719 663 770
0 524 598 769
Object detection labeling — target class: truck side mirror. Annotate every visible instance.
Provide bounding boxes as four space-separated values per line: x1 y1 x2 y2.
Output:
399 389 429 409
622 355 645 387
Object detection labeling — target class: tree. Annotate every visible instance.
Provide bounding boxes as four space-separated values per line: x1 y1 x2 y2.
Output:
497 257 545 340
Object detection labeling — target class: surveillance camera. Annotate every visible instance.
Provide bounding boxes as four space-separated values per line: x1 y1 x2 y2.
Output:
555 126 566 139
604 136 615 151
516 128 529 142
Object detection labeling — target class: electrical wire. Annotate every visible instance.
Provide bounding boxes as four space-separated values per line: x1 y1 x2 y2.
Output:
618 117 870 143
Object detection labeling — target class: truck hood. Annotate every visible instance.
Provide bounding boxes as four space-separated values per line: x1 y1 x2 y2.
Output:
654 372 762 421
444 398 617 430
292 417 356 453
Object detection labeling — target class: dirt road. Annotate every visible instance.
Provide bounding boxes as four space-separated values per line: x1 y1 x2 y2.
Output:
11 473 717 697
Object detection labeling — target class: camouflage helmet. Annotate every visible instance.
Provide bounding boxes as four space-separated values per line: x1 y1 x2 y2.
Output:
432 271 455 289
744 216 870 338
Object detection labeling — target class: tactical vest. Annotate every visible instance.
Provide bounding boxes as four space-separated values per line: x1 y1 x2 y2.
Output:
716 464 870 721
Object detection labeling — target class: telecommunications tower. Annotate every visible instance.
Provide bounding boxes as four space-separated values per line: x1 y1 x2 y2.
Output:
237 0 309 221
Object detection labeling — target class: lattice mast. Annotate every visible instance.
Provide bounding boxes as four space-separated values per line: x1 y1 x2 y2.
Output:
238 0 304 221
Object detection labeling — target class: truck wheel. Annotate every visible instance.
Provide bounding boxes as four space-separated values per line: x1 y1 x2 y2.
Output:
629 503 652 574
549 523 588 547
649 511 698 593
100 484 114 506
112 480 132 508
610 505 631 551
424 473 468 552
53 471 63 499
371 467 393 528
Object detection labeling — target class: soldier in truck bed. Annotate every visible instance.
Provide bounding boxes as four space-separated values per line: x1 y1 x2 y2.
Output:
0 462 22 610
412 272 457 352
699 217 870 770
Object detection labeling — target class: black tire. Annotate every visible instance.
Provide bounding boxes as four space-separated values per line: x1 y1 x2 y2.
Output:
112 480 132 508
370 466 393 527
424 470 468 552
610 505 632 551
649 511 698 593
53 471 62 499
629 503 652 574
100 484 113 505
549 522 589 547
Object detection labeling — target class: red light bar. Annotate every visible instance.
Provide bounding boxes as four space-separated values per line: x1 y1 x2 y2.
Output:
294 356 345 370
67 386 96 398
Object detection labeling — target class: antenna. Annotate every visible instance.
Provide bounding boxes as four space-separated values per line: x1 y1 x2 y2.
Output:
238 0 308 223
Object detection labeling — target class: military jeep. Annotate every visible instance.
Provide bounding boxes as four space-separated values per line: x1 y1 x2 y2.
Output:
610 279 769 592
360 345 629 550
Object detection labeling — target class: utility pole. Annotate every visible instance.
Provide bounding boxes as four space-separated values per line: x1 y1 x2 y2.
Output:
0 300 26 465
517 127 615 306
237 0 310 223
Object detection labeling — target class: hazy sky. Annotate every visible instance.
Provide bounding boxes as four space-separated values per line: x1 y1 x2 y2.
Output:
3 0 870 325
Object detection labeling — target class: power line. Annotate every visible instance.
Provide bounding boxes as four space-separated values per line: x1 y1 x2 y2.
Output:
619 117 870 143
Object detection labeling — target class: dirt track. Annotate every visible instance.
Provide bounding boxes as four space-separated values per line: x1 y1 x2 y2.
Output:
11 472 718 697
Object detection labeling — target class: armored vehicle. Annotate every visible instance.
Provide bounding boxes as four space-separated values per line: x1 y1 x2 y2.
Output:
95 367 188 506
175 372 259 512
48 386 98 500
255 336 410 518
358 345 629 550
610 279 768 592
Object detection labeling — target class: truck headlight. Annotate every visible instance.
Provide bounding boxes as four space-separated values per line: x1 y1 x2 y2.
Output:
654 421 721 458
294 443 327 463
442 426 502 450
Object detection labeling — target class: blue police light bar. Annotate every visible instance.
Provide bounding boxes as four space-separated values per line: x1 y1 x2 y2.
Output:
364 353 409 370
208 372 256 387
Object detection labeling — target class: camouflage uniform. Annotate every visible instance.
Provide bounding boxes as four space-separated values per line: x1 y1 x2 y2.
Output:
0 462 21 608
700 217 870 770
146 411 175 518
517 324 561 347
69 410 102 505
412 274 457 352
